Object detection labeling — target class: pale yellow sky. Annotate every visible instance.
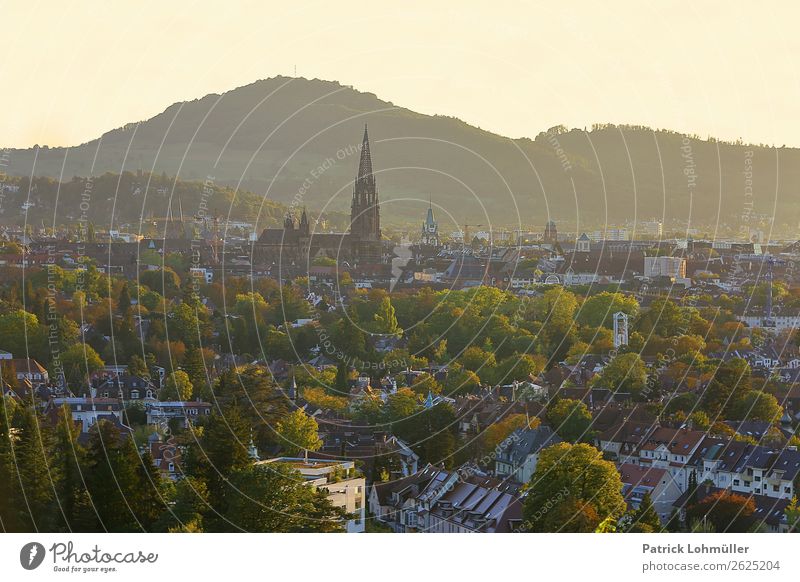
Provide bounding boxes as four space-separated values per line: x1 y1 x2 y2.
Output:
2 0 798 148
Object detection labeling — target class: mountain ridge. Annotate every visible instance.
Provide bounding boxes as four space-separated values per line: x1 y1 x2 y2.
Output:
4 76 799 231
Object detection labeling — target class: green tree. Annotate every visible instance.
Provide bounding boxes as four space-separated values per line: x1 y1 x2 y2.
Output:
523 443 626 532
156 477 209 532
51 406 91 532
275 409 322 456
334 362 350 395
61 343 104 394
0 309 46 361
11 406 55 531
459 345 496 373
492 353 545 384
373 296 401 336
625 491 662 532
688 410 711 430
531 287 578 361
731 391 782 422
83 420 166 531
182 347 210 400
785 496 800 533
577 292 639 328
592 352 648 399
0 397 22 530
636 297 688 338
546 398 593 443
169 301 211 348
162 370 193 401
127 354 149 377
410 373 442 396
220 463 345 532
118 282 132 317
384 387 418 421
442 367 481 396
394 402 458 468
213 366 289 450
701 358 752 418
140 268 181 298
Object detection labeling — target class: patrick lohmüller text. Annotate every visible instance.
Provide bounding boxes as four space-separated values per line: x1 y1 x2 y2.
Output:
643 543 749 555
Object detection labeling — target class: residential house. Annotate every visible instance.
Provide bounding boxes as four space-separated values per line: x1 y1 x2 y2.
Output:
597 420 655 464
729 446 800 500
618 463 683 523
369 465 449 532
418 470 523 533
637 427 706 490
47 397 125 433
494 426 562 484
145 400 212 428
8 358 49 390
369 465 523 533
93 374 159 401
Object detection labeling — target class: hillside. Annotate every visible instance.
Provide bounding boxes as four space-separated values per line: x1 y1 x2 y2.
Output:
4 76 799 231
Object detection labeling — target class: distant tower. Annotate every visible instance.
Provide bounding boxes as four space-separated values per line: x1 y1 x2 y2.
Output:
299 207 310 237
764 257 775 327
421 198 440 247
350 125 381 262
543 220 558 243
613 312 629 348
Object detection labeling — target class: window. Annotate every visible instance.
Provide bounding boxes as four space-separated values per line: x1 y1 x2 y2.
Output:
130 390 139 399
744 481 751 487
406 511 418 527
786 487 792 493
733 479 740 486
755 476 761 482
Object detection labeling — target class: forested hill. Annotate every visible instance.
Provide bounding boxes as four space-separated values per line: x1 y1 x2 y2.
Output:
0 172 350 233
4 76 799 229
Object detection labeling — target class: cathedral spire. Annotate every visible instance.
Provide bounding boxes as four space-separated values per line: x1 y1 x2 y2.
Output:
354 124 375 203
350 125 380 254
358 124 373 183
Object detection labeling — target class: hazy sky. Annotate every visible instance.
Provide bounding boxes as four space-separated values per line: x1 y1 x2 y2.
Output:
2 0 799 148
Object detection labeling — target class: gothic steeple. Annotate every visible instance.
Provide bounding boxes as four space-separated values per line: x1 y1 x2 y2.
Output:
351 124 380 243
299 207 309 236
358 126 373 181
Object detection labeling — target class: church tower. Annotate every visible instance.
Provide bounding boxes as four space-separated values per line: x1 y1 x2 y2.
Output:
421 198 440 247
350 125 382 262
